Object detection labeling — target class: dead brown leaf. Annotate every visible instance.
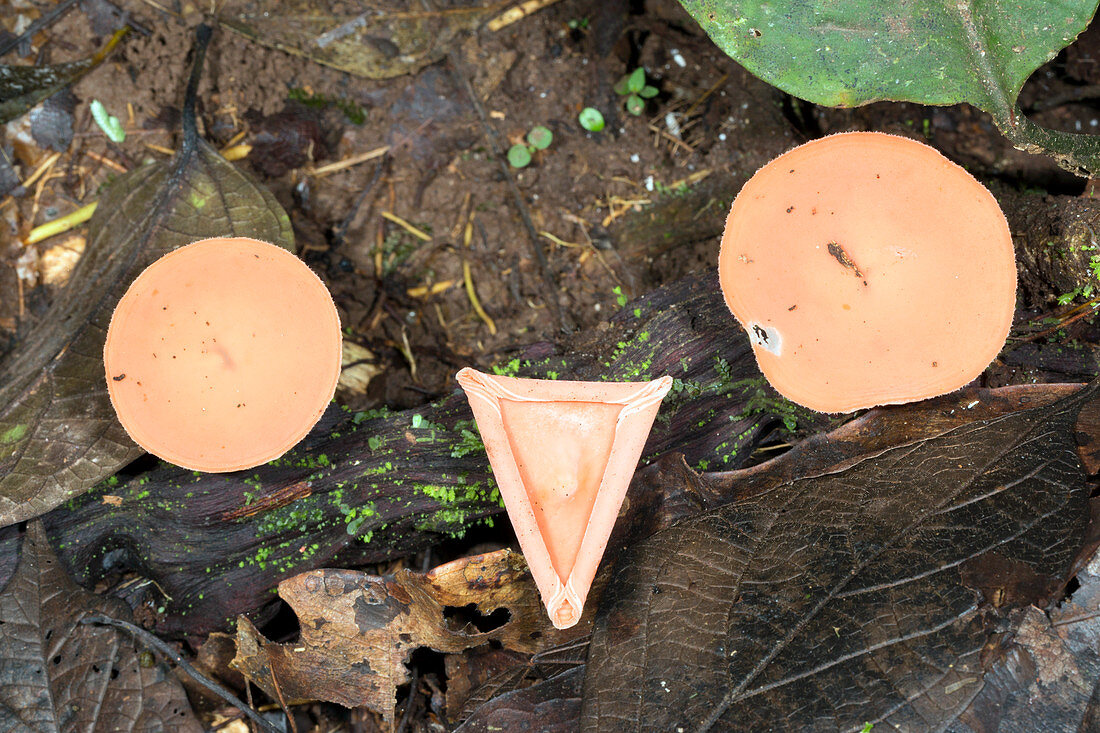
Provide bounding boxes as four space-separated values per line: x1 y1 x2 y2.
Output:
0 521 202 730
230 549 582 725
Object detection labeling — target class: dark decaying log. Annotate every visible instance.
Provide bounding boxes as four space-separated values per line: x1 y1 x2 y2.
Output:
0 273 805 636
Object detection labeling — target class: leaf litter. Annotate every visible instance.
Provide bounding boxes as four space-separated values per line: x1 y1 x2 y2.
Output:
3 2 1100 731
230 548 585 726
0 25 292 526
0 522 201 731
0 27 127 125
455 383 1100 730
581 382 1099 731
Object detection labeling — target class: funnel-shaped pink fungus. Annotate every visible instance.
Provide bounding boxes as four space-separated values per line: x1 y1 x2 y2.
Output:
719 131 1016 413
456 368 671 629
104 237 342 472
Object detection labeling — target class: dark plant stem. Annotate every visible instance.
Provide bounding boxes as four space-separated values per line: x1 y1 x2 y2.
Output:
181 24 214 153
81 614 282 733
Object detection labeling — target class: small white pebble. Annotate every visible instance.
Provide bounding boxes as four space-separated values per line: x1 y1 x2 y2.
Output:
539 92 547 98
644 175 654 191
630 153 641 163
665 112 681 139
594 303 602 312
718 133 727 141
670 49 687 68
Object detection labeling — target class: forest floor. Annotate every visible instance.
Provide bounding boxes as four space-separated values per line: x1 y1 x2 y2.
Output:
5 0 1100 730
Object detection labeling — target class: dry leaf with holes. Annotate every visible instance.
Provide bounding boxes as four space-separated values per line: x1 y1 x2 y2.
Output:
0 522 201 730
230 549 582 725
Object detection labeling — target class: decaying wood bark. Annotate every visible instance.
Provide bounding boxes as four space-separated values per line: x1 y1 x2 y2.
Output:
0 274 809 636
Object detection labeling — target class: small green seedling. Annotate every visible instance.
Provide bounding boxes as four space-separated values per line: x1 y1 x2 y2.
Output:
90 99 125 143
508 125 554 168
567 17 589 31
578 107 605 132
614 67 659 116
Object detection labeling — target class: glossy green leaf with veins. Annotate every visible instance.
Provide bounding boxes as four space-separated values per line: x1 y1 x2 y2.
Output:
678 0 1100 176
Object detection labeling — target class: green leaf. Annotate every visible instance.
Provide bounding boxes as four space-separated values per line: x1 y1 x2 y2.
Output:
627 67 646 94
678 0 1100 176
527 125 553 150
625 94 645 116
0 28 127 125
89 99 125 143
507 144 532 168
639 85 659 99
0 26 293 527
613 73 631 97
578 107 605 132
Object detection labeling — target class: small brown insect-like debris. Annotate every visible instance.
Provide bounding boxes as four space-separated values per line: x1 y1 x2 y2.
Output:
826 241 865 279
112 374 126 381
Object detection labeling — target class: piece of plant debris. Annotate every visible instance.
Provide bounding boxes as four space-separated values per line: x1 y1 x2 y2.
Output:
231 549 581 726
29 88 77 152
455 666 582 733
581 382 1098 730
218 0 508 79
951 542 1100 731
0 27 127 124
0 522 201 730
245 105 331 177
0 24 292 527
89 99 125 142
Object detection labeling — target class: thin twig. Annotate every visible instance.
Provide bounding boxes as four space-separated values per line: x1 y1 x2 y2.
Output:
487 0 565 31
1030 84 1100 112
1051 609 1100 627
395 667 419 733
24 202 97 245
683 73 730 119
463 215 497 334
333 156 390 247
268 665 298 733
1012 297 1100 344
309 145 390 177
80 614 282 733
381 211 432 241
